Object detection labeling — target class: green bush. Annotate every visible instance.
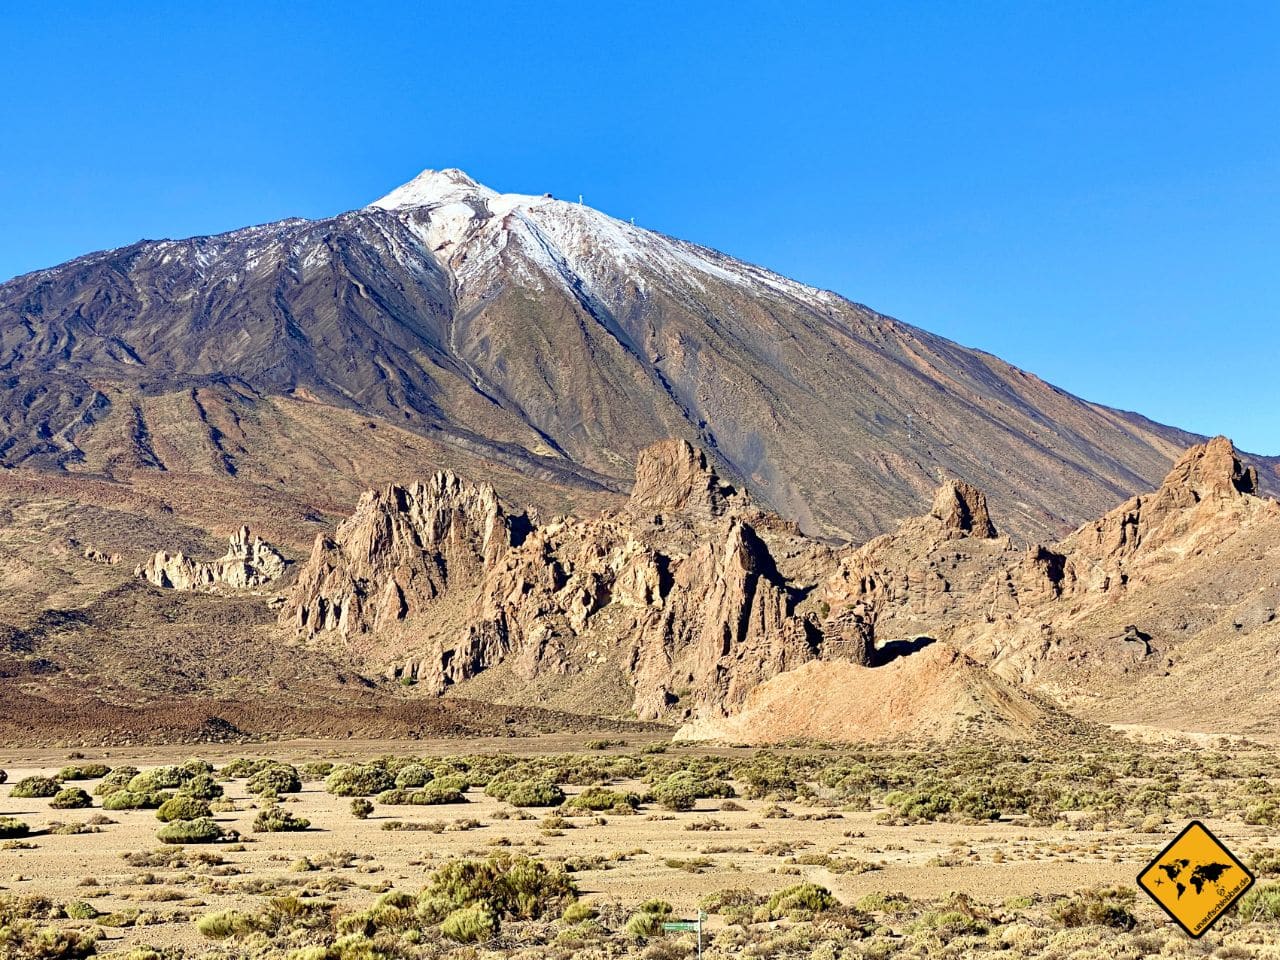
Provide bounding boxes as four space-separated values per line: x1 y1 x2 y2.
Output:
49 787 93 809
440 903 498 943
10 776 59 798
300 761 335 781
883 789 955 822
736 757 797 799
1245 801 1280 826
625 899 673 938
394 763 434 788
0 909 97 960
218 758 274 780
0 817 29 839
421 853 577 925
156 795 211 822
487 779 565 807
129 766 189 793
325 764 396 797
561 900 599 923
1238 882 1280 922
351 798 374 819
178 773 223 800
93 767 139 796
247 764 301 798
156 817 225 844
194 896 329 941
651 778 697 811
1050 886 1137 930
378 776 467 806
254 806 310 832
196 909 260 939
102 790 170 811
58 763 111 781
567 787 641 812
65 901 99 920
766 882 837 920
701 887 766 924
954 789 1002 821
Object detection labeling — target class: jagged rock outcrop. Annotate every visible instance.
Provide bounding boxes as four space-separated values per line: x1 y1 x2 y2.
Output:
283 439 819 719
83 548 121 565
279 434 1280 737
284 472 521 638
971 437 1272 618
931 479 997 538
136 526 286 590
627 439 737 518
819 477 1015 649
631 518 816 717
953 436 1280 709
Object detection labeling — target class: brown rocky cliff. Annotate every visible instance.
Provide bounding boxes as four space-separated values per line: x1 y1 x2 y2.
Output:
820 477 1015 649
1038 436 1267 598
282 438 820 719
955 436 1280 706
283 472 519 638
626 439 737 518
931 479 997 538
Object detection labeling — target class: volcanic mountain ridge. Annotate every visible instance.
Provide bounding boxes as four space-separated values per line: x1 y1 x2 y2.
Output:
3 167 1275 546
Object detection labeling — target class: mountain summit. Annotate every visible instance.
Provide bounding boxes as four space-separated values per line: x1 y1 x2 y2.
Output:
370 167 495 209
0 167 1273 540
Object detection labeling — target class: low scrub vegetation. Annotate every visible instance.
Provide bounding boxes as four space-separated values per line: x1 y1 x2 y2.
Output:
324 763 397 797
13 741 1280 958
0 894 97 959
57 763 111 781
156 817 227 844
485 778 565 807
155 795 211 822
49 787 93 810
10 776 60 798
253 805 311 832
246 763 302 798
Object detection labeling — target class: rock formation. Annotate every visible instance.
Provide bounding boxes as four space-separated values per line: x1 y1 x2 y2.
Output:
279 434 1280 738
283 440 819 718
136 526 286 590
930 479 997 538
626 439 737 518
284 472 522 638
819 477 1016 649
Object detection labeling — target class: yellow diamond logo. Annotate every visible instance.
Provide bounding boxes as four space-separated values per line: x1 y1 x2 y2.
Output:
1138 820 1254 938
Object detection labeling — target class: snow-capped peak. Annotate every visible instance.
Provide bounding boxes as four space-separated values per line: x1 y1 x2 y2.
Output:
367 167 837 312
369 168 500 210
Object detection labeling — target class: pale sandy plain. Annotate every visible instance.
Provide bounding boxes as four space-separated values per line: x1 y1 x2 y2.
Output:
0 736 1262 954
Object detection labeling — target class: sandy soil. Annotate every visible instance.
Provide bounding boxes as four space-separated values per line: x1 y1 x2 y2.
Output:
0 739 1239 954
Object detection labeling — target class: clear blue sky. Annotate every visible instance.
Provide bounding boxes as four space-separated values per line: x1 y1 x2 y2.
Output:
2 1 1276 452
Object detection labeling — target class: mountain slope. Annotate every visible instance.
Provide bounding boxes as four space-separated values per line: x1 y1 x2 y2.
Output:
2 167 1273 541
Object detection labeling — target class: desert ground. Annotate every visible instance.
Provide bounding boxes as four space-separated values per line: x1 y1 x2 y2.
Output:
4 734 1280 959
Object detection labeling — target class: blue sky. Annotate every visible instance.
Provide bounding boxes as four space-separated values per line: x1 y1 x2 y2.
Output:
2 1 1276 452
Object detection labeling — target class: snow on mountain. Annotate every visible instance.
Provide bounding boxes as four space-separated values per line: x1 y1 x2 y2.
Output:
369 168 838 310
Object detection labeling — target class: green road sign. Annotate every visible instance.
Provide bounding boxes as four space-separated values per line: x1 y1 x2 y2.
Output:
662 921 699 931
